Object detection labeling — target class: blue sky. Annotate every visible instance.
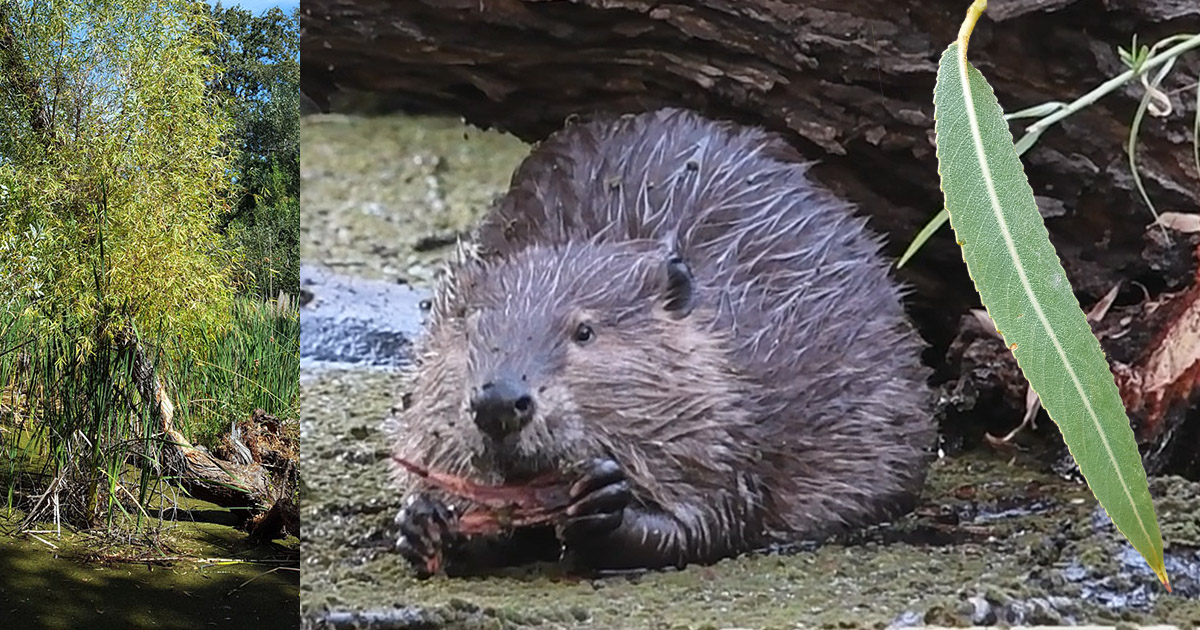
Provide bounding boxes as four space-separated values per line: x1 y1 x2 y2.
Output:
207 0 298 13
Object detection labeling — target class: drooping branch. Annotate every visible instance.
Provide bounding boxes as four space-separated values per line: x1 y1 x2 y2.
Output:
122 333 271 512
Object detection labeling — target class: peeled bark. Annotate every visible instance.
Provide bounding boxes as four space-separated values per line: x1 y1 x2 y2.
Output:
300 0 1200 475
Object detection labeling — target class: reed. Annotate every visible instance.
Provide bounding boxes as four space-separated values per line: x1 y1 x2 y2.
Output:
166 298 300 449
0 297 299 531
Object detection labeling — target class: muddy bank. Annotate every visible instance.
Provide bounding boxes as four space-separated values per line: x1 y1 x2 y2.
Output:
0 504 299 630
299 113 1199 628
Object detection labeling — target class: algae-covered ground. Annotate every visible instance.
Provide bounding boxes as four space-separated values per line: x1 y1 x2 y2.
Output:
301 113 526 284
299 113 1200 629
1 414 299 628
0 503 299 630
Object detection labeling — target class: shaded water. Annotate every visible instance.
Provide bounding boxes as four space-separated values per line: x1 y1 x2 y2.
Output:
299 113 1200 628
1 361 300 628
300 264 426 371
0 503 299 630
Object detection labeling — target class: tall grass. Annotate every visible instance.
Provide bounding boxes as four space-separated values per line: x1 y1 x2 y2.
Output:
0 297 298 531
167 298 300 450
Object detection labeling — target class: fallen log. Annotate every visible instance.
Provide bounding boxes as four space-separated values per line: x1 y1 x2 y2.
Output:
127 338 299 535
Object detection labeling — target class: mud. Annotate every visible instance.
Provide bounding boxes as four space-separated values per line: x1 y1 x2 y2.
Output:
299 112 1200 629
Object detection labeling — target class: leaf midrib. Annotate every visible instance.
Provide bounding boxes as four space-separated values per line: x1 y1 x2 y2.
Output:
953 43 1155 550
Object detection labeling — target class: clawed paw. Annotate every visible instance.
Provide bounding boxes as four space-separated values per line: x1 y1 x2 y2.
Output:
395 493 460 576
561 458 630 543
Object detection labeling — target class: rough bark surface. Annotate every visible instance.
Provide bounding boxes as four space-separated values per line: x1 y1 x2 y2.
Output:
301 0 1200 475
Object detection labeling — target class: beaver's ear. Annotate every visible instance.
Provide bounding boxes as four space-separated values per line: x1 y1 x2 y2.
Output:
661 255 695 318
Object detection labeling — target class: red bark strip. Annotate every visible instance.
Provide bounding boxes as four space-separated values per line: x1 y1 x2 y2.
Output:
393 456 571 536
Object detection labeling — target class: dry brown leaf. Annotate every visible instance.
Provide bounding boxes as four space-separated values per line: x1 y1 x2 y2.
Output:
1153 212 1200 233
1139 290 1200 395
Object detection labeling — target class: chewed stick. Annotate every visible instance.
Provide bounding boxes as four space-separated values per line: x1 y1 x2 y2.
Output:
392 456 571 536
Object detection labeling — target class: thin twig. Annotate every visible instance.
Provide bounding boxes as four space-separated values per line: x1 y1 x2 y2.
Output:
28 532 58 549
225 566 295 597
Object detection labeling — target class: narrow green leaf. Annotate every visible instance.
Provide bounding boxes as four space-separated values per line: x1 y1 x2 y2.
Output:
1012 127 1043 158
933 10 1168 589
1126 59 1176 230
1192 75 1199 185
896 208 948 269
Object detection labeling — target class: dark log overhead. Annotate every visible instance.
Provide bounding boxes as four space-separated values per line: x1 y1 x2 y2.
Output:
301 0 1200 475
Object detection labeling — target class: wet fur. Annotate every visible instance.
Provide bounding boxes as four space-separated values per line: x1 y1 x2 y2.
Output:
389 108 934 564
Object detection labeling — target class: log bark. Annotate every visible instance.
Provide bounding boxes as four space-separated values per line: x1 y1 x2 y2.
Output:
301 0 1200 474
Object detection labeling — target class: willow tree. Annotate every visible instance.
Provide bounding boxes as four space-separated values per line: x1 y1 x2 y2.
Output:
0 0 267 525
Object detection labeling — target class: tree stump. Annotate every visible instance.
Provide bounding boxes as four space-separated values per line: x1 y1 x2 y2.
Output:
300 0 1200 476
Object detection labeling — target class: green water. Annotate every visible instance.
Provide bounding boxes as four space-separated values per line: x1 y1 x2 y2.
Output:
0 505 299 630
1 391 299 628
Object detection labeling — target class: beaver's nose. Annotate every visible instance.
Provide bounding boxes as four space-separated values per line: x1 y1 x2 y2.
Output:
471 379 534 439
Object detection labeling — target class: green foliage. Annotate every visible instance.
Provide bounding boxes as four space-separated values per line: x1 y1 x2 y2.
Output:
169 298 299 450
0 306 157 525
226 160 300 300
1117 33 1199 233
0 0 299 534
933 0 1167 589
0 0 237 354
206 3 299 299
900 30 1200 268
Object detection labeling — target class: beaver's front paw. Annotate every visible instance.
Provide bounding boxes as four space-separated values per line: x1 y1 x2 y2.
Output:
561 458 631 543
395 493 460 576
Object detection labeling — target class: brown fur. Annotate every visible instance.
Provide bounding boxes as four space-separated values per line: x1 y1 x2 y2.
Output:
388 108 934 564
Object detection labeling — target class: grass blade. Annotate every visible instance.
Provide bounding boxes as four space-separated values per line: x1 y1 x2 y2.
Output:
933 0 1168 590
897 208 949 269
1192 77 1199 182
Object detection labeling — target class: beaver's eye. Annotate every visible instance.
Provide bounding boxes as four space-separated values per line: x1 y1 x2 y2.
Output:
573 323 595 345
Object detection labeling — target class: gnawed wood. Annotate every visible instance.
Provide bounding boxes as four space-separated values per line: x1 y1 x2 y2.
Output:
394 457 570 535
125 336 298 532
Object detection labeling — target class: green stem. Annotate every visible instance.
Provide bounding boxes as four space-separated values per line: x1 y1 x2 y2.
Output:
1022 33 1200 139
958 0 988 51
902 30 1200 268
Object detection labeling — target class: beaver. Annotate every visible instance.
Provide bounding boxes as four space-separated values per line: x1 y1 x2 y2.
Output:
388 108 934 574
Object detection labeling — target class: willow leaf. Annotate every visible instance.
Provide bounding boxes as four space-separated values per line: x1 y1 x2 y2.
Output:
933 2 1168 589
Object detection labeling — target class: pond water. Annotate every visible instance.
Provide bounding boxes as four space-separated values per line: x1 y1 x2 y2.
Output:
0 502 299 630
